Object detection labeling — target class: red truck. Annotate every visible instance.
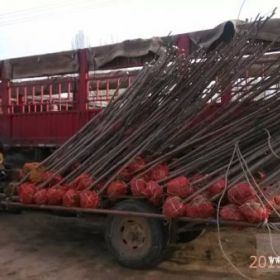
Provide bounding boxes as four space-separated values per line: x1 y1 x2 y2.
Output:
0 33 191 164
1 20 280 269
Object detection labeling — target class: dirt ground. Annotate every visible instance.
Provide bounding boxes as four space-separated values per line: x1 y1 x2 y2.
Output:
0 211 279 280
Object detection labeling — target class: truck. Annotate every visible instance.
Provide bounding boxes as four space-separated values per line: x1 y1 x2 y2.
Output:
1 18 280 269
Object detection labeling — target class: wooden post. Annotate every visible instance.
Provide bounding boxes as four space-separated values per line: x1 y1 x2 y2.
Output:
177 34 191 56
0 63 11 143
221 84 232 105
0 80 10 115
77 49 88 111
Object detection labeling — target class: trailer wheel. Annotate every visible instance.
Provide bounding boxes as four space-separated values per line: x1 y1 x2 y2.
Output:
105 200 167 269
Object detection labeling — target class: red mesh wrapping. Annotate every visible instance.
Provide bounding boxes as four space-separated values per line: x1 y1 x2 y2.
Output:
149 197 162 206
262 187 280 212
143 172 152 182
227 183 257 205
47 185 67 205
127 156 146 174
274 195 280 205
130 178 147 196
93 181 105 191
144 181 163 206
266 197 277 212
71 173 93 191
18 183 37 204
162 196 185 218
107 180 128 199
118 167 132 180
63 189 80 207
28 165 46 184
167 176 194 198
34 189 48 205
18 169 25 179
150 164 169 181
41 171 62 186
185 195 214 218
80 191 100 209
190 174 208 184
220 204 245 221
239 200 269 223
208 179 226 197
262 190 277 212
22 162 40 174
191 174 204 182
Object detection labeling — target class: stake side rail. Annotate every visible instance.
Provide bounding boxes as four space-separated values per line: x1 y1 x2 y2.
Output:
0 199 269 228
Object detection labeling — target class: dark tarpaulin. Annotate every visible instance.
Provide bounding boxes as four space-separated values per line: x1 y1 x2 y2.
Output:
1 19 280 79
187 18 280 50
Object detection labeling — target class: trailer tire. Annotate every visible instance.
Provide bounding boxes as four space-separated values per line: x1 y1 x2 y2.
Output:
105 199 167 269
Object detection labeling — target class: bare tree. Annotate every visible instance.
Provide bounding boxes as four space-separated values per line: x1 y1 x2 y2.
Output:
71 30 90 49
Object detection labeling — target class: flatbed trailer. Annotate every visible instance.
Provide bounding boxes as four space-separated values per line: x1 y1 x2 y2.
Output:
0 191 269 269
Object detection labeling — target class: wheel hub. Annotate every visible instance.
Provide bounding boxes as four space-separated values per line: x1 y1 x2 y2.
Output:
120 220 146 249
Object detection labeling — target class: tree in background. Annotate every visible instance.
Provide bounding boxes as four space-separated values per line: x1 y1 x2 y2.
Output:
71 30 90 49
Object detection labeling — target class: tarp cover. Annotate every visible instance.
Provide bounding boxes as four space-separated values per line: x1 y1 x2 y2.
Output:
1 19 280 79
91 37 165 69
187 18 280 49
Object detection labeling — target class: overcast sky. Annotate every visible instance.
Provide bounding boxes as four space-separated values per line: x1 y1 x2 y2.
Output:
0 0 279 59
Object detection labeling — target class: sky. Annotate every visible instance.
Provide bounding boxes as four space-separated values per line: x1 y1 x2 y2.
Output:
0 0 279 59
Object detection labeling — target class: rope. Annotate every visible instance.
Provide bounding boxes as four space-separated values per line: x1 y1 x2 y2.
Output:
216 143 253 280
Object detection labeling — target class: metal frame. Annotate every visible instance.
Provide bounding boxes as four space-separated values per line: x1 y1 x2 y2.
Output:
0 51 140 147
0 199 261 228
